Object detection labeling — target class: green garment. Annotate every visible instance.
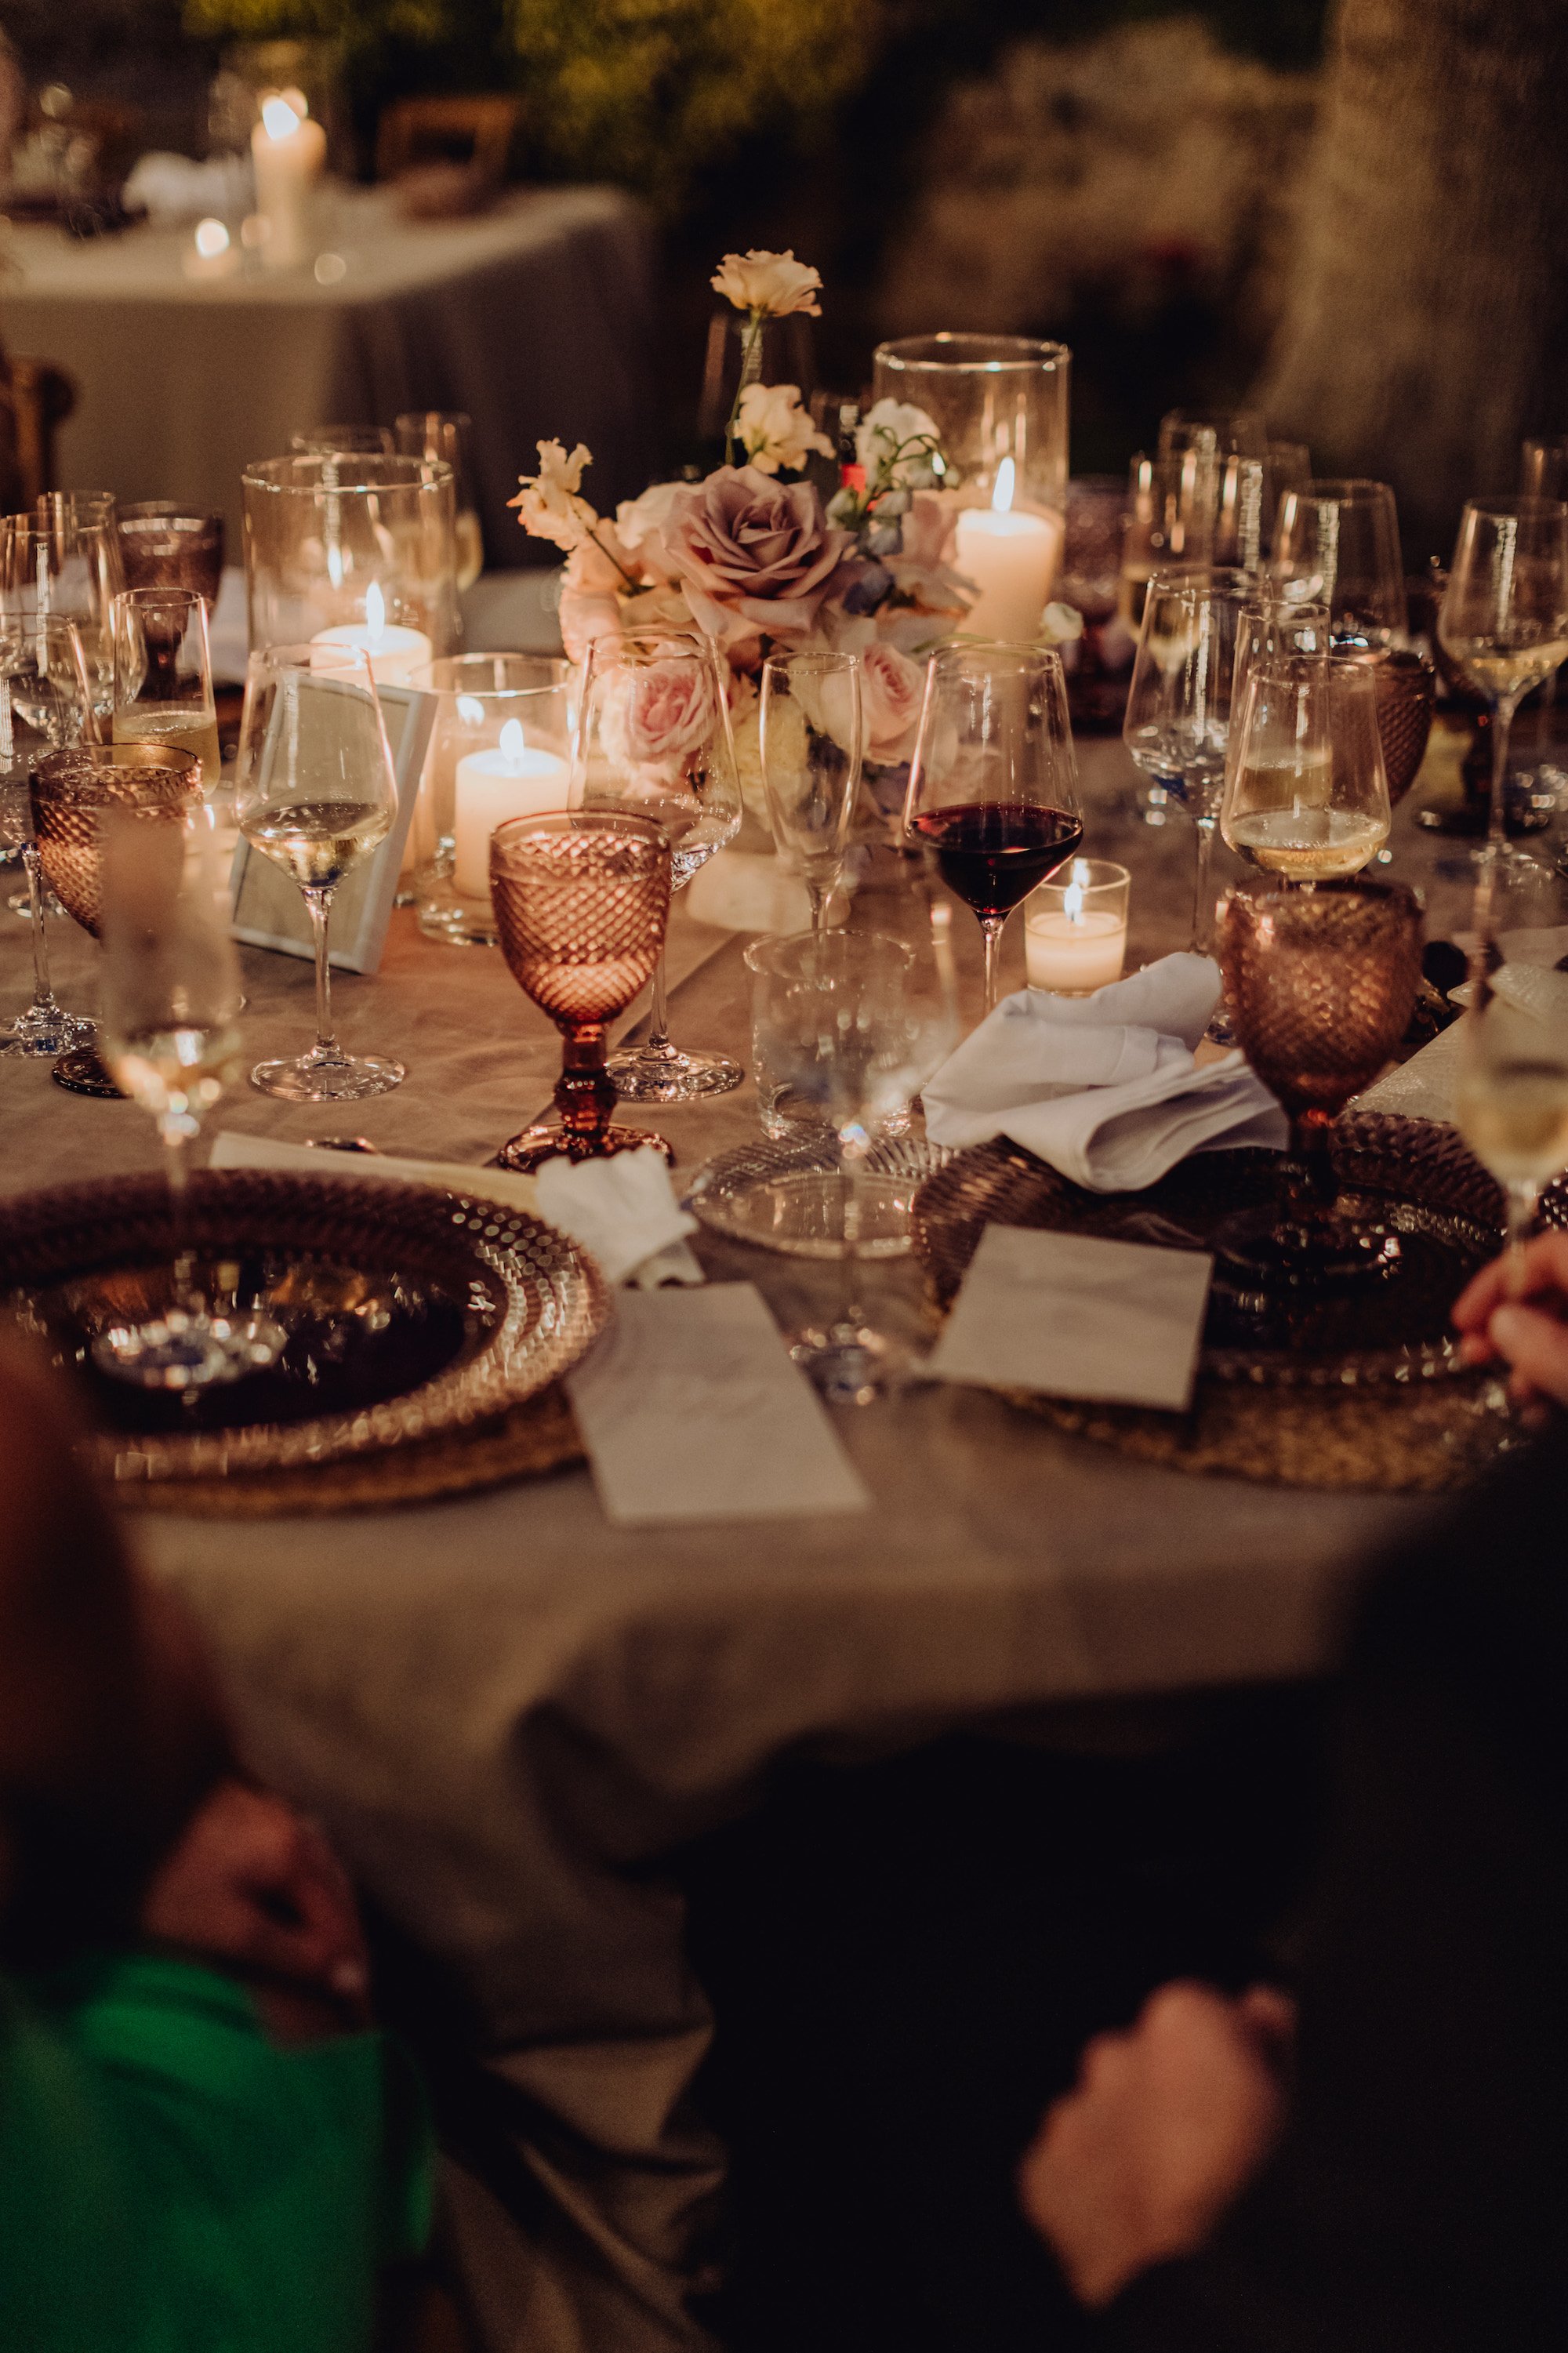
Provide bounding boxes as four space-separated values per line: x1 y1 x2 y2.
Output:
0 1952 433 2352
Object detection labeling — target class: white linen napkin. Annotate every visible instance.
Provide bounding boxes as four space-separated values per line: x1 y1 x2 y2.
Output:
533 1146 704 1287
923 954 1287 1192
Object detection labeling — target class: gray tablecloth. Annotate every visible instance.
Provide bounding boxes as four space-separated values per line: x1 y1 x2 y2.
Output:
1 185 659 565
0 739 1473 2352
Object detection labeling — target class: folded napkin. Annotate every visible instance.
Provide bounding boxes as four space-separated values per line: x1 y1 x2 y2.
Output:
923 953 1287 1192
533 1146 703 1287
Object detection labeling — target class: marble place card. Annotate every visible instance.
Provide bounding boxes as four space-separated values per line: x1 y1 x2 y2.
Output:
567 1284 870 1526
928 1226 1212 1413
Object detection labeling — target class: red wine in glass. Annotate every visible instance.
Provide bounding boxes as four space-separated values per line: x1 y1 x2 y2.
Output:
912 801 1084 919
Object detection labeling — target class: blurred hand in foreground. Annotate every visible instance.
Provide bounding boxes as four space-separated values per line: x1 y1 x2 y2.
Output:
1454 1229 1568 1414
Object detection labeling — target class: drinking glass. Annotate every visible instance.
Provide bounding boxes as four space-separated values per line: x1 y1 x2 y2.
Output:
117 503 225 605
0 511 122 723
575 630 742 1101
35 491 118 532
396 412 482 590
1120 450 1216 635
234 642 405 1102
31 742 205 1095
755 928 960 1403
0 621 96 1056
903 642 1083 1016
1517 441 1568 801
92 805 284 1390
290 424 397 457
488 812 673 1172
759 649 862 931
1454 979 1568 1283
1158 408 1269 463
1123 568 1253 957
1216 877 1423 1287
1271 479 1406 648
1263 441 1312 542
111 588 220 788
1520 438 1568 501
1221 654 1391 881
1439 496 1568 878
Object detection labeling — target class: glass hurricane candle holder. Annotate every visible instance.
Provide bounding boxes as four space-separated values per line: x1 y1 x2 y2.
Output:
412 654 576 945
241 452 459 666
873 334 1069 636
1025 858 1130 994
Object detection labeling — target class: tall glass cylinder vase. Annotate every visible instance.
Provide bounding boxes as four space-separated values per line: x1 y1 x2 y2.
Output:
241 454 459 664
412 654 577 945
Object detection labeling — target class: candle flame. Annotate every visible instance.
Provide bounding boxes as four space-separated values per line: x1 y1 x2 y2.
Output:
456 695 486 727
499 718 526 769
364 582 386 638
260 93 305 140
194 216 230 258
992 457 1016 515
1062 879 1083 924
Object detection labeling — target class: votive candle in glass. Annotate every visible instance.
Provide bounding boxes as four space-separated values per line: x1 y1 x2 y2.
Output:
1025 857 1130 994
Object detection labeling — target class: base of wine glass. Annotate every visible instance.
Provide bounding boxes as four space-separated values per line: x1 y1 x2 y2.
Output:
493 1121 673 1175
251 1051 405 1104
1413 780 1552 839
1203 1006 1236 1048
9 885 66 921
607 1040 743 1103
0 1003 94 1058
91 1305 286 1392
1214 1203 1404 1295
52 1042 124 1098
788 1316 910 1407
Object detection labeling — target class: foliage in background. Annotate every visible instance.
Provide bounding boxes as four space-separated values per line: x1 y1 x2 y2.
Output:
182 0 456 49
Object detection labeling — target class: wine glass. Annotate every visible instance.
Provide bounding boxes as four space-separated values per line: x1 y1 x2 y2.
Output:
1516 442 1568 805
755 926 960 1403
575 630 742 1101
1221 653 1391 881
1454 978 1568 1289
903 642 1082 1017
1215 877 1423 1288
396 412 483 591
1158 408 1269 463
31 741 205 1095
233 642 405 1102
0 510 123 724
1520 438 1568 501
1438 497 1568 883
111 588 220 790
1263 441 1312 543
116 504 226 605
290 424 397 457
488 812 673 1172
1120 450 1216 636
1271 480 1406 647
759 649 862 931
91 804 285 1390
0 618 97 1057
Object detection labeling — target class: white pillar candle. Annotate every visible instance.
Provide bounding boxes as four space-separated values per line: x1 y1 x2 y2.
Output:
1025 907 1127 993
250 92 326 274
955 459 1062 644
310 584 433 689
453 721 574 898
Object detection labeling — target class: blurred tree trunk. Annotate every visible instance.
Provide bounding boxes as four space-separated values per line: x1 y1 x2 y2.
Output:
1256 0 1568 559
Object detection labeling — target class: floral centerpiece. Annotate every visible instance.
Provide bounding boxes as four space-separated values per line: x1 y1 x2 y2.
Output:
510 249 983 824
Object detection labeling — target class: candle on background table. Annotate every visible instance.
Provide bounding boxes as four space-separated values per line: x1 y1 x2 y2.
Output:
182 216 240 282
1025 857 1130 994
310 582 433 689
250 91 326 273
453 719 574 898
954 459 1062 643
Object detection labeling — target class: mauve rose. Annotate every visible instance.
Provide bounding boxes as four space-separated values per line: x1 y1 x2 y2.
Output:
860 642 926 764
601 654 719 774
666 467 850 644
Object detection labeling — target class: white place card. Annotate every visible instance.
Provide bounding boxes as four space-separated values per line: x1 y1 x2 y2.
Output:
567 1284 869 1526
928 1225 1212 1413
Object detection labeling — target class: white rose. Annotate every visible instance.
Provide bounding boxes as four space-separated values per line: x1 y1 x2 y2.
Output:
711 249 823 319
855 398 942 492
735 383 834 477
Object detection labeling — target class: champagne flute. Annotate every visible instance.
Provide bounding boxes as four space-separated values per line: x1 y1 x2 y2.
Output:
397 412 483 591
904 642 1083 1016
759 649 862 931
1158 412 1266 568
1158 408 1268 463
1438 496 1568 878
234 642 405 1102
1454 981 1568 1287
1272 479 1406 647
1123 567 1253 958
1263 441 1312 543
1221 654 1391 881
575 630 742 1101
111 587 220 788
92 804 284 1390
1120 450 1216 635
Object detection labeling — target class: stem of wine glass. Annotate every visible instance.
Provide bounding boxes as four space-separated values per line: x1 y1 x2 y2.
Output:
837 1137 867 1336
1283 1107 1339 1222
22 843 60 1016
646 949 671 1053
304 886 339 1062
1191 818 1218 954
1504 1178 1539 1295
159 1112 200 1313
1488 690 1523 852
980 917 1007 1015
806 878 827 934
554 1022 616 1160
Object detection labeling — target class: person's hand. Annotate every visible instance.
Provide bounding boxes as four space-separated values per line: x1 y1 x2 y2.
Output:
141 1779 370 2027
1018 1981 1295 2308
1453 1230 1568 1414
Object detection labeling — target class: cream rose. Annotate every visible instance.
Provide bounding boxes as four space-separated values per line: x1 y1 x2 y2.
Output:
510 438 597 550
859 642 926 764
711 249 822 318
735 383 833 477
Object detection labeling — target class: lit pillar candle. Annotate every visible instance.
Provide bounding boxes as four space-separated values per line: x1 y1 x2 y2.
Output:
310 583 433 689
1025 859 1130 994
453 721 574 898
954 459 1062 643
250 91 326 273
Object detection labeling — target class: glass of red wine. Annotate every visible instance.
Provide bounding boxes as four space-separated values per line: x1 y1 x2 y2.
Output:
902 643 1083 1014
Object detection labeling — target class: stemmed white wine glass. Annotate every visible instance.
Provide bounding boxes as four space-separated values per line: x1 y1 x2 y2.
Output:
1221 654 1390 881
1272 479 1406 648
111 586 221 788
1454 979 1568 1287
234 641 405 1101
575 629 742 1100
759 649 862 930
1438 496 1568 880
0 612 96 1055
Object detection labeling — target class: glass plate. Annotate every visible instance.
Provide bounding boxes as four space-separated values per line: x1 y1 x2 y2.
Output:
684 1131 953 1260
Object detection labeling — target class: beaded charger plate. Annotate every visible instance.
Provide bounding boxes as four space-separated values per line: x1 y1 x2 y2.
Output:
911 1112 1546 1491
0 1170 607 1511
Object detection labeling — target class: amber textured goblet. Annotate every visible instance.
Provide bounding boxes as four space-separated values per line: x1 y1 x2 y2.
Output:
489 811 674 1173
31 742 204 1097
1217 877 1423 1287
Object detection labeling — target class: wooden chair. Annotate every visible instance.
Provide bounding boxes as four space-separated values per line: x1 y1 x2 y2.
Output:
0 352 78 507
376 96 520 190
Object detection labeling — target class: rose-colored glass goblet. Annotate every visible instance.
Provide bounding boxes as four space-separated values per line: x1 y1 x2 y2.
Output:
489 811 674 1173
31 742 204 1097
1217 877 1422 1287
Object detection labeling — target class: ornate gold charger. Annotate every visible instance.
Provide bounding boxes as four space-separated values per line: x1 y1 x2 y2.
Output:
0 1169 608 1512
912 1113 1546 1491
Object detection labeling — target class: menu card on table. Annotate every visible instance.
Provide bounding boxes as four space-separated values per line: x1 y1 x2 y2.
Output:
927 1226 1212 1413
568 1284 870 1525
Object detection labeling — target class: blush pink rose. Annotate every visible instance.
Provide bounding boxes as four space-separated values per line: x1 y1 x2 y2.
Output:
860 642 926 764
666 466 851 644
559 587 624 666
601 653 719 772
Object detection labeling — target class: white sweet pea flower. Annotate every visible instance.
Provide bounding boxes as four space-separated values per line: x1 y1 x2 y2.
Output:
711 249 823 319
509 439 598 550
735 383 833 477
855 397 943 492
